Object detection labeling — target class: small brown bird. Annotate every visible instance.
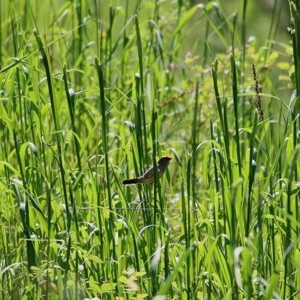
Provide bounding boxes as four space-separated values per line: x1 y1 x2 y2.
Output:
123 156 172 185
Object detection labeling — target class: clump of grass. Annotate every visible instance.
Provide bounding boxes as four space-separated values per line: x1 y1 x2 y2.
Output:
0 0 299 299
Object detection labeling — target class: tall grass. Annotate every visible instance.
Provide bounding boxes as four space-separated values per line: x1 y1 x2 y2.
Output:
0 0 299 299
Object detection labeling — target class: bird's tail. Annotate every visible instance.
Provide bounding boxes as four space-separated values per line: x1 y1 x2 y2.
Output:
122 178 141 185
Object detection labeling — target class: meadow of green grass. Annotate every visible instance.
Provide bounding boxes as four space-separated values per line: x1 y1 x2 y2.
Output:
0 0 299 299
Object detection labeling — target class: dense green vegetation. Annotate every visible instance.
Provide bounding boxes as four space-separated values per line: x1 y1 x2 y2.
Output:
0 1 299 299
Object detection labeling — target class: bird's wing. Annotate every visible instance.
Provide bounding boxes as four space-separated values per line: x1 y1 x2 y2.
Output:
142 166 155 180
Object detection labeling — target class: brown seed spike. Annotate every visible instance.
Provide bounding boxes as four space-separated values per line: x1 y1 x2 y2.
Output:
252 64 264 121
